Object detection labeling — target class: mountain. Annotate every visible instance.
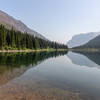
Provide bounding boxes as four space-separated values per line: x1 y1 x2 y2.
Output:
67 32 100 48
0 10 46 40
75 35 100 49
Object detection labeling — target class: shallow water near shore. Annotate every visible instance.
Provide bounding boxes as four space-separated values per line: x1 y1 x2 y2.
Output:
0 51 100 100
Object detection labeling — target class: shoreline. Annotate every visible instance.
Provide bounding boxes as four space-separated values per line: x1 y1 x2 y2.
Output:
0 49 68 53
69 48 100 52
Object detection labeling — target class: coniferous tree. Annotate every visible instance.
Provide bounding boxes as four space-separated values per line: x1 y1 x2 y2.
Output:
0 25 68 50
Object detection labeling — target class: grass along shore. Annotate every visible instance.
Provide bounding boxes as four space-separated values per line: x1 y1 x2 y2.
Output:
0 48 68 53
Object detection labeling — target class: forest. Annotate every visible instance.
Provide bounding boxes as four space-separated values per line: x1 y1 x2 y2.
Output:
0 25 68 50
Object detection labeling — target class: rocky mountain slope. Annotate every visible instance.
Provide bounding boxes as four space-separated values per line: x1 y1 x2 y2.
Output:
0 10 46 40
76 35 100 49
67 32 100 48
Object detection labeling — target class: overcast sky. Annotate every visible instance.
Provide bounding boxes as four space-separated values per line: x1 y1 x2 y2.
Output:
0 0 100 43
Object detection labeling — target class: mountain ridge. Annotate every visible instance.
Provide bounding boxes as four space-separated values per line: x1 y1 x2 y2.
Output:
75 35 100 49
0 10 47 40
67 32 100 48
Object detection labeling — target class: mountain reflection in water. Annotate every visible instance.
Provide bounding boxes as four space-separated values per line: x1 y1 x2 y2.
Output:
0 51 100 100
67 51 100 68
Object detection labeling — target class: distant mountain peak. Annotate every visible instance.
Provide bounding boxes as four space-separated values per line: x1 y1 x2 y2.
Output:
67 32 100 48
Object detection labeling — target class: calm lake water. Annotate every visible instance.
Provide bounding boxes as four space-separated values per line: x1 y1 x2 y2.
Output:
0 51 100 100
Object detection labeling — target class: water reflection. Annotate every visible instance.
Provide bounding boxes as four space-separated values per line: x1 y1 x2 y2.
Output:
0 51 68 86
0 51 83 100
67 52 100 68
67 51 100 100
1 51 100 100
73 51 100 66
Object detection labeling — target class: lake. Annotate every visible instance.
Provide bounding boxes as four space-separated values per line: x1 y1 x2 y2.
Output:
0 51 100 100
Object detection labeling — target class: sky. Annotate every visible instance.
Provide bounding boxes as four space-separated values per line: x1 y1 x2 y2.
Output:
0 0 100 44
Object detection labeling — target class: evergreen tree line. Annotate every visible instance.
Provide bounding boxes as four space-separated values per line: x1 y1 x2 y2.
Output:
0 25 68 50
